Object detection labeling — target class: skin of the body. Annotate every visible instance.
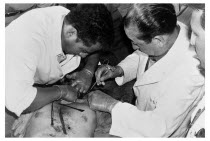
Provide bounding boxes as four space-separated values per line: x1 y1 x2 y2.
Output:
190 9 205 70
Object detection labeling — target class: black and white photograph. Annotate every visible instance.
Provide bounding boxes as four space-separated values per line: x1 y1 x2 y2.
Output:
3 1 206 138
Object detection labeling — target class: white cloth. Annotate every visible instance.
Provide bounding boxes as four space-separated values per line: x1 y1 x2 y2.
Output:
187 89 205 138
6 6 81 116
110 22 204 137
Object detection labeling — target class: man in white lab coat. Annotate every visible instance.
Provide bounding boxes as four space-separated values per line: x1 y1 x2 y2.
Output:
88 4 204 137
6 4 113 137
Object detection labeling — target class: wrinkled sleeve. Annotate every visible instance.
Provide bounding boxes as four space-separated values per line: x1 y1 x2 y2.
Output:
6 27 41 116
115 50 140 86
110 70 204 137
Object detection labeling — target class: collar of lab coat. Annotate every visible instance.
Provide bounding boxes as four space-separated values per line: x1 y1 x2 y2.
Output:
48 7 81 76
53 8 68 58
135 22 192 86
51 8 81 65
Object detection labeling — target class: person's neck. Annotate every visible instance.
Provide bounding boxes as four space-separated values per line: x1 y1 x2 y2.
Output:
150 25 180 62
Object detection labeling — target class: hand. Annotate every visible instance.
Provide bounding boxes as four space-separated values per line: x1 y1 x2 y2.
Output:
57 85 78 102
88 90 120 113
66 69 93 94
12 113 34 137
95 65 124 86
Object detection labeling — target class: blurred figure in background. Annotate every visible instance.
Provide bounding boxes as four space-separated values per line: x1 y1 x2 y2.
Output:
186 4 205 138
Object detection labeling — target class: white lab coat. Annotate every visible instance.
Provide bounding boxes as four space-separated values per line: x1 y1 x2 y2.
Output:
110 22 204 137
6 6 81 116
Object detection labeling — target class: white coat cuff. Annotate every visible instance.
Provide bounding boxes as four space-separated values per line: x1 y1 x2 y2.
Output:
115 63 134 86
109 102 134 137
7 87 37 117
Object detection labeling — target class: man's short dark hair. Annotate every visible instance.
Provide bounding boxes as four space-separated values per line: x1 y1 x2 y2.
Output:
124 4 177 43
65 4 114 51
187 4 205 30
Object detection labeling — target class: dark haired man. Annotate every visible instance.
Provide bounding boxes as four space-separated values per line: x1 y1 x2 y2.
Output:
88 4 204 137
6 4 113 137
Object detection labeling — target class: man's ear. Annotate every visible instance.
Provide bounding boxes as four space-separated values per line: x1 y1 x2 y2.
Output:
152 35 164 48
66 25 77 38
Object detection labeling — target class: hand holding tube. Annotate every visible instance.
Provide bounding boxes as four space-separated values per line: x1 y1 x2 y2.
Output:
95 65 124 86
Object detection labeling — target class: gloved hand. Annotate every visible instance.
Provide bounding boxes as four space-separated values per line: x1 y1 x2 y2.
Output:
66 68 93 94
88 90 120 113
56 85 78 102
95 65 124 86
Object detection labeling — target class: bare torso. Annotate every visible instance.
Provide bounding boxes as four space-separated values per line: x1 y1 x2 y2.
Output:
12 101 96 137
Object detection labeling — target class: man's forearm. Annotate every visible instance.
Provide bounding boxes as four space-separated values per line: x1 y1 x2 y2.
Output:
22 86 60 114
84 53 99 73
